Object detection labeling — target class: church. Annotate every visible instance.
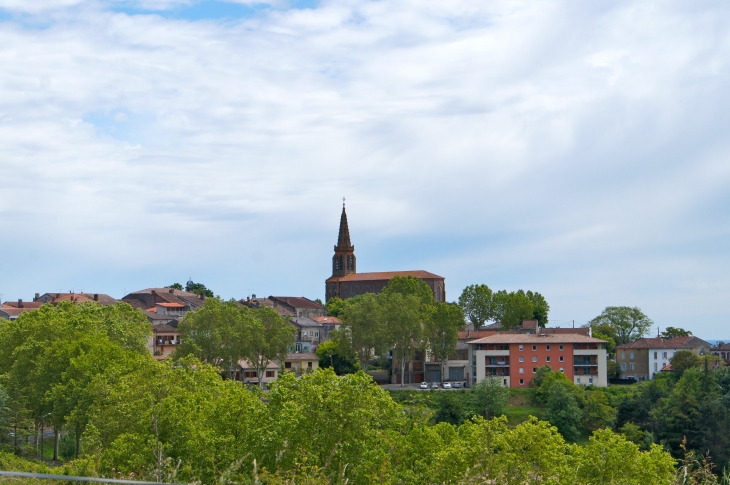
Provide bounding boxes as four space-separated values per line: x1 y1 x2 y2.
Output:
325 204 446 303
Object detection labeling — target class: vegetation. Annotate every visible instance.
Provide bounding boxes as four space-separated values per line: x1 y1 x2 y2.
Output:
587 306 653 347
458 285 550 329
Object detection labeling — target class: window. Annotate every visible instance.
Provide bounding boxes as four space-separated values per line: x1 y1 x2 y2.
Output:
654 363 658 372
589 377 593 384
519 356 524 362
307 361 313 368
559 356 564 362
630 352 634 360
285 362 292 369
315 331 319 338
303 331 308 337
265 370 275 378
621 362 626 370
503 379 507 386
663 352 667 359
500 345 508 350
654 352 658 359
520 379 524 385
532 356 537 363
546 345 551 351
546 356 551 362
559 367 564 373
519 368 524 374
519 345 524 351
577 377 581 384
559 345 564 351
630 363 635 371
621 351 625 360
532 345 537 351
533 368 537 374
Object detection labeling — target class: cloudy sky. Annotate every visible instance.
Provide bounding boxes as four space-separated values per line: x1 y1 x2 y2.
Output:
1 0 729 338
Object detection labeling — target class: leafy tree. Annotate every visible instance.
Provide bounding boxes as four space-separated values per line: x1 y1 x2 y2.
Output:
325 297 346 318
381 275 435 307
544 381 582 442
315 337 358 375
246 307 296 387
165 283 183 290
425 303 464 383
185 280 214 298
670 350 701 374
526 290 550 327
432 391 465 425
661 326 692 339
471 377 508 418
339 293 387 370
381 292 425 387
313 298 323 305
619 422 645 446
493 290 535 330
458 284 495 330
607 359 621 379
582 390 616 431
589 306 653 346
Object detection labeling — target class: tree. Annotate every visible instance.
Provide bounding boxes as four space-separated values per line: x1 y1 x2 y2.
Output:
526 290 550 327
458 284 495 330
339 293 387 370
432 391 465 425
661 327 692 339
670 350 701 374
381 292 425 387
325 297 346 318
493 290 535 330
381 275 435 307
185 280 214 298
471 377 508 418
425 303 464 383
165 283 183 290
544 381 582 442
588 307 653 346
315 338 358 375
582 390 616 431
246 307 296 387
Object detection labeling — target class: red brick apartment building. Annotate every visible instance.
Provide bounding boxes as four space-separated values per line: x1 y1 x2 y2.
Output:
468 333 608 387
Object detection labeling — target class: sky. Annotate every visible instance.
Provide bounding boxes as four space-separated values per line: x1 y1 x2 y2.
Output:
1 0 729 339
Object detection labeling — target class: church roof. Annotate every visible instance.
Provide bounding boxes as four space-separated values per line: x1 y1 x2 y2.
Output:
326 270 444 283
335 205 353 250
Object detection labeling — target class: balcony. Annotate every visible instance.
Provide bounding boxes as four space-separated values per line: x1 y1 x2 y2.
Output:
156 339 180 346
485 357 510 367
485 367 510 376
574 367 598 376
574 357 597 366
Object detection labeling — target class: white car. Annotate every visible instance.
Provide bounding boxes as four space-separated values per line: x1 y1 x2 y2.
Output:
420 382 429 389
442 382 452 389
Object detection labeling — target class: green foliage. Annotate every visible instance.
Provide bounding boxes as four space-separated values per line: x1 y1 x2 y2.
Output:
185 280 214 298
315 337 358 375
661 327 693 339
525 290 550 327
424 303 464 381
432 391 465 425
381 275 435 306
582 390 617 431
458 284 495 330
493 289 536 330
589 306 653 346
165 283 184 290
471 377 508 418
381 291 426 386
325 297 346 318
544 381 582 442
339 293 386 370
670 350 702 374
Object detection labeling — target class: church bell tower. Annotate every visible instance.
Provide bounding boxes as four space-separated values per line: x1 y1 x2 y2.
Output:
332 201 356 277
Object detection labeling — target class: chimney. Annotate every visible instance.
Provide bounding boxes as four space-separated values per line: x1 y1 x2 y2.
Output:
93 294 99 301
18 299 22 308
34 293 40 302
169 288 174 294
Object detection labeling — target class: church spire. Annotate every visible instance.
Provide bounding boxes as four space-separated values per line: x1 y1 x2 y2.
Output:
336 201 353 250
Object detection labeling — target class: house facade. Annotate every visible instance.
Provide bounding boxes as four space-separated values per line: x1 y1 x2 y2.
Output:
468 333 609 387
282 353 319 376
148 323 181 359
615 338 693 381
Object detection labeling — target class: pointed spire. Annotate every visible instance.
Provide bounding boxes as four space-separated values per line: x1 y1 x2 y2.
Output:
336 203 353 250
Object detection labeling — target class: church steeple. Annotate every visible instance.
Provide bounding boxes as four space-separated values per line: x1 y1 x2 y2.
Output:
332 201 356 277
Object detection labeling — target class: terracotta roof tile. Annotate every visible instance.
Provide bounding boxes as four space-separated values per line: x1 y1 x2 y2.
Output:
468 333 607 345
271 297 325 310
458 330 497 340
616 338 693 350
285 352 318 360
326 270 444 283
312 316 341 324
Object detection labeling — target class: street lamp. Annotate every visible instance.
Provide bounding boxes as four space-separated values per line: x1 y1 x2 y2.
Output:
40 413 51 460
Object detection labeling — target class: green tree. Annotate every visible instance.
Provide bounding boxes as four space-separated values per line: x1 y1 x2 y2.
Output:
582 390 616 431
339 293 386 370
471 377 508 418
670 350 701 374
458 284 495 330
246 307 295 386
661 327 692 339
493 290 535 330
432 391 465 425
526 290 550 327
589 306 653 346
544 381 582 442
315 337 358 375
425 303 464 383
381 275 435 307
381 292 425 387
325 297 346 318
164 283 183 290
185 280 214 298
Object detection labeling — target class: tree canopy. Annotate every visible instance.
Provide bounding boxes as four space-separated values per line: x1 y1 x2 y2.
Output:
588 306 653 346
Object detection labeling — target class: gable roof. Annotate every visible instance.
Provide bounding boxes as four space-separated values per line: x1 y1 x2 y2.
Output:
270 297 325 310
468 333 607 345
284 352 318 361
311 316 341 324
326 270 444 283
616 338 693 350
458 330 498 340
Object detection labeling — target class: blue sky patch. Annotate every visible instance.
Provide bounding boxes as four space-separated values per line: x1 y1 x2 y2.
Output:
110 0 319 21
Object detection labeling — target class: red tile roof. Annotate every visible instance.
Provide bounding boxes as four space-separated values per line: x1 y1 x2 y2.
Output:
616 338 693 350
326 270 444 283
312 316 342 324
156 302 185 308
284 353 318 361
458 330 498 340
2 301 44 309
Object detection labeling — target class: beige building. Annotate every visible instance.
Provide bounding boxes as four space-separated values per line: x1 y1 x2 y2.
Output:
282 353 319 376
616 338 693 381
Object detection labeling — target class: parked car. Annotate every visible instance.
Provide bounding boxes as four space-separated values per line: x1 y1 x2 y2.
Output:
420 382 429 389
452 382 462 389
443 382 452 389
431 382 439 389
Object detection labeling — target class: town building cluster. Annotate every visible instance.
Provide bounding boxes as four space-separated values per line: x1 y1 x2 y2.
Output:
2 204 724 388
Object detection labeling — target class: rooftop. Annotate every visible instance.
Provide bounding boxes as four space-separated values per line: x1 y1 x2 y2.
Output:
326 270 444 283
468 333 607 345
616 338 693 350
311 316 341 324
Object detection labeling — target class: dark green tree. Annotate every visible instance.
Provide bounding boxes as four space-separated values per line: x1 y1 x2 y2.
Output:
526 290 550 327
493 290 535 330
165 283 184 290
185 280 214 297
458 284 495 330
471 377 508 418
544 381 582 442
588 306 653 346
325 297 346 318
660 327 692 339
315 337 358 375
670 350 701 374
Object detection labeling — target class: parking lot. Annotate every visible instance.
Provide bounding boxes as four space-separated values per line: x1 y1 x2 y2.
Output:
380 382 470 391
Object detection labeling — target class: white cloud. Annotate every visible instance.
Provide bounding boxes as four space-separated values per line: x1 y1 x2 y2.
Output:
1 0 730 337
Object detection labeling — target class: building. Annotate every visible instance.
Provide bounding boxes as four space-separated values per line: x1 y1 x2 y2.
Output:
148 323 181 359
290 317 324 353
615 338 693 381
468 333 609 387
667 336 712 356
711 342 730 364
324 204 446 303
281 353 319 376
122 288 205 325
237 359 280 386
35 292 117 306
